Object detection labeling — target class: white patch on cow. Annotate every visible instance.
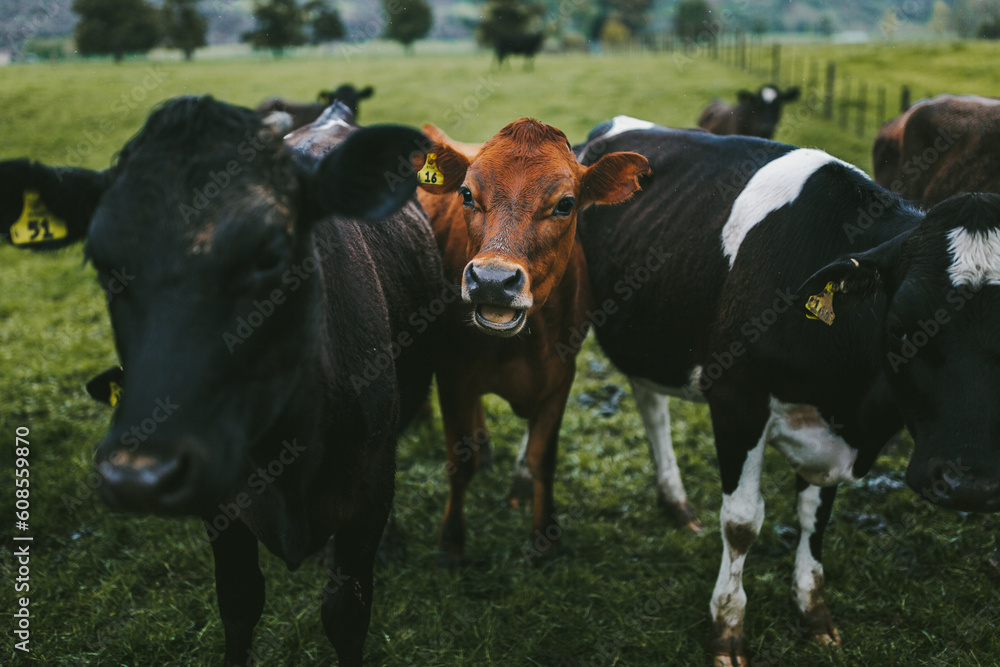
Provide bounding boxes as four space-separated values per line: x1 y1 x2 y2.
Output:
947 226 1000 288
262 111 293 136
710 437 765 634
792 484 825 614
760 86 778 104
604 115 656 139
630 368 705 403
512 429 531 487
629 378 690 510
721 149 868 269
767 398 859 487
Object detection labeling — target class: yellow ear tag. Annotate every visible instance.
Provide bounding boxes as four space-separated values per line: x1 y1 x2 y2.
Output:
108 381 123 407
805 281 837 325
10 190 69 246
418 153 444 186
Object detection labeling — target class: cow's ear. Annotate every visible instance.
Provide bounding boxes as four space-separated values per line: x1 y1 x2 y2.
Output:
0 159 108 249
414 141 469 195
738 90 754 104
783 87 801 102
86 366 125 407
579 151 650 208
798 235 907 310
358 86 374 100
306 125 427 221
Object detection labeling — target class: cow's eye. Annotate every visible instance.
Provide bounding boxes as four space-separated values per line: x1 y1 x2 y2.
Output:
553 196 575 217
250 232 290 283
459 186 475 208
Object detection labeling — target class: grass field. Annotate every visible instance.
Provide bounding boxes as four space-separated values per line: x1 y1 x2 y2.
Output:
2 43 1000 666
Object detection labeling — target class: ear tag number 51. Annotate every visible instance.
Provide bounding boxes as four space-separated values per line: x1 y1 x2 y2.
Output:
10 190 69 246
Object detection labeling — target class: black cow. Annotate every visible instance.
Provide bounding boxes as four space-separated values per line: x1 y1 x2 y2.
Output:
574 117 1000 666
494 32 544 69
0 97 442 666
256 83 375 131
698 84 801 139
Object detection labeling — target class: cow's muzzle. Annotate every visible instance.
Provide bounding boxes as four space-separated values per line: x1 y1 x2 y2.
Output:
463 261 531 337
96 437 210 515
907 456 1000 512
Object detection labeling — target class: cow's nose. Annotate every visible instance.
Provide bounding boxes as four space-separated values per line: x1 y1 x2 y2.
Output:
916 457 1000 512
97 437 208 514
464 263 526 304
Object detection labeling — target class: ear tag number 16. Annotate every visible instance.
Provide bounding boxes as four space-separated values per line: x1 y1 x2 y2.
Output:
418 153 444 185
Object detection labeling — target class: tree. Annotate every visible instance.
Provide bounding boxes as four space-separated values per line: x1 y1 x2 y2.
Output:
243 0 306 56
383 0 433 53
72 0 160 62
674 0 713 43
927 1 951 36
305 0 345 44
605 0 652 35
162 0 207 61
478 0 544 47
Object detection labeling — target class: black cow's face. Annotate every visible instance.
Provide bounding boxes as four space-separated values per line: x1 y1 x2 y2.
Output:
804 194 1000 512
0 96 425 515
738 85 800 139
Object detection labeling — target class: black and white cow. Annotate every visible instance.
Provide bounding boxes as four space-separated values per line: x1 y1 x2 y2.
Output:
573 116 1000 666
698 84 801 139
0 97 443 666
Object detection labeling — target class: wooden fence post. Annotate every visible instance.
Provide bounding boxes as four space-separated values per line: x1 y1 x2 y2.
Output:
901 85 911 111
772 43 780 82
824 62 835 119
877 85 886 127
856 81 868 137
839 75 850 129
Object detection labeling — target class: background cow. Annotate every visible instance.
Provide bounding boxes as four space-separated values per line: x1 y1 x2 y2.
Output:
415 120 650 565
494 32 544 69
873 94 1000 207
0 97 441 666
698 84 801 139
575 117 1000 666
256 83 375 131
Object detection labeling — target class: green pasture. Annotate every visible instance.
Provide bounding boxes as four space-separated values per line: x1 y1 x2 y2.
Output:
2 44 1000 666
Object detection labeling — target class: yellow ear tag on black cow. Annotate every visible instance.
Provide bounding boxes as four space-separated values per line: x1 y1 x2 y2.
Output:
10 190 69 246
805 281 837 326
418 153 444 186
108 381 123 407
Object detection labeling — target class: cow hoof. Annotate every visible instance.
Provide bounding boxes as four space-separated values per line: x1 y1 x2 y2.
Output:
799 602 842 647
435 551 465 571
710 630 747 667
659 495 703 534
713 655 749 667
508 476 533 509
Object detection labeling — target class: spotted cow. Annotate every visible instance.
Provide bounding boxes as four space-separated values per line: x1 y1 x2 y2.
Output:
698 84 801 139
575 116 1000 666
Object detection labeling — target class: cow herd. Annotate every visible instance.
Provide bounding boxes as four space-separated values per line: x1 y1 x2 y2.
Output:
2 85 1000 667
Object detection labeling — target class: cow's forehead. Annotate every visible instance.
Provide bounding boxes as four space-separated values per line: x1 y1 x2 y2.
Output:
920 194 1000 288
760 87 779 104
947 226 1000 288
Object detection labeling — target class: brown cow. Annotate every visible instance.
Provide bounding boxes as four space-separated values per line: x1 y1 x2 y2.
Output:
698 84 800 139
415 119 649 565
873 94 1000 207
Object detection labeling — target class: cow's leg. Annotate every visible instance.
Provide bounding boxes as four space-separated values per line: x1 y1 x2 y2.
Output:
522 376 574 563
473 397 494 472
508 429 532 508
209 519 265 667
793 479 841 646
437 375 480 567
321 499 390 667
629 378 701 533
708 390 770 667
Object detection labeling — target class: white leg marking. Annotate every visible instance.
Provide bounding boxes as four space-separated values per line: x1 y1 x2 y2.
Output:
721 148 869 268
792 484 824 614
711 438 766 635
629 378 689 510
513 428 531 484
768 398 859 487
